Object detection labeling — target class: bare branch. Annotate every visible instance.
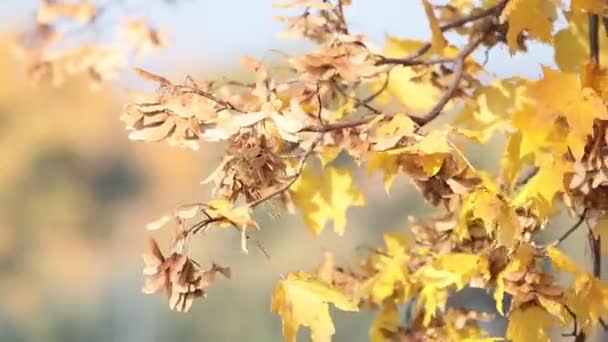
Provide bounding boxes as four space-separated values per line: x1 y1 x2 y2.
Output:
541 208 589 250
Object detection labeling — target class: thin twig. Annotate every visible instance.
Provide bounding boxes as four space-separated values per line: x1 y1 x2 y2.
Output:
415 30 488 126
542 208 589 250
361 71 391 105
377 0 507 66
515 167 539 188
562 305 578 337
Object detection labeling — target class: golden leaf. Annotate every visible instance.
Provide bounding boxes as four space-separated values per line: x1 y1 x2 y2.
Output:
506 306 556 342
422 0 448 52
271 272 358 342
290 166 366 236
500 0 557 52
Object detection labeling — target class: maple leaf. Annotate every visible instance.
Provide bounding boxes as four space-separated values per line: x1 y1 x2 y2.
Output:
369 301 399 342
572 0 605 13
459 189 523 247
554 11 608 73
415 253 490 325
499 132 523 189
207 199 259 253
500 0 557 52
506 306 557 342
452 78 524 143
548 247 608 333
271 272 358 342
422 0 448 52
523 66 608 141
290 166 366 236
359 233 411 304
514 153 572 218
366 152 400 193
380 36 447 114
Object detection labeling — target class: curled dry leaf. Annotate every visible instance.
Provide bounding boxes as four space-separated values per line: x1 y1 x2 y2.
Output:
142 237 230 312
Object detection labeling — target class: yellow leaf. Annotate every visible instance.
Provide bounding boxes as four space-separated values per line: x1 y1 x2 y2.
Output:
416 253 489 325
369 301 399 342
207 199 258 231
500 0 557 52
514 154 572 216
372 114 416 151
554 11 608 73
359 233 411 304
381 37 447 113
572 0 604 13
290 166 366 236
524 66 608 139
500 132 523 189
367 152 400 193
537 296 568 324
582 61 608 101
422 0 447 52
548 247 608 332
506 306 556 342
271 272 358 342
319 146 341 166
547 247 580 274
453 78 524 143
461 189 523 247
383 36 427 57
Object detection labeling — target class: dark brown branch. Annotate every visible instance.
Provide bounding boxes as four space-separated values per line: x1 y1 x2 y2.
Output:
377 0 507 67
590 14 600 65
302 30 488 133
413 30 488 126
440 1 507 31
541 208 588 250
361 71 391 105
562 305 578 337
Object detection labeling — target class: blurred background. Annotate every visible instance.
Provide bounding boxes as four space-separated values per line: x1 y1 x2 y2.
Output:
0 1 595 341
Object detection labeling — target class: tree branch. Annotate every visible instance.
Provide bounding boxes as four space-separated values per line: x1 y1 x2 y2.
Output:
377 0 507 67
541 208 588 250
590 13 600 65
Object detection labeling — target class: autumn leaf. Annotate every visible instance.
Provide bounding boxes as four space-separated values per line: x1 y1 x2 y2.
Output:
500 0 557 52
271 272 358 342
572 0 605 13
380 36 447 113
506 306 556 342
415 253 490 325
553 11 608 73
523 66 608 142
422 0 448 52
290 166 366 236
359 233 411 305
548 247 608 333
369 301 399 342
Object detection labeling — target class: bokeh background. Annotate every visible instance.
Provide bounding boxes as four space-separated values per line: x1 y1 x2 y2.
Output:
0 1 598 341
